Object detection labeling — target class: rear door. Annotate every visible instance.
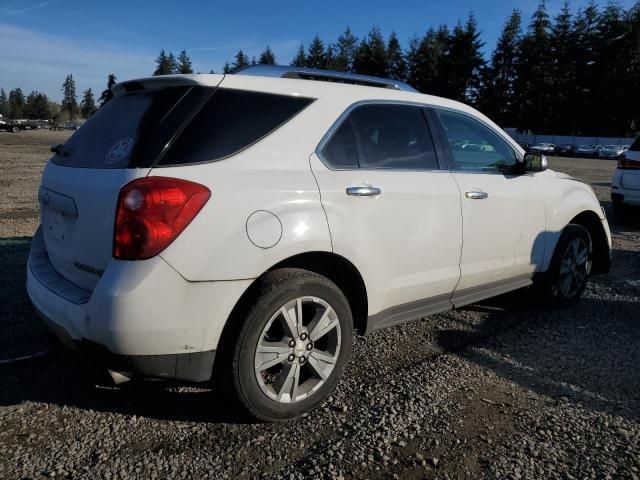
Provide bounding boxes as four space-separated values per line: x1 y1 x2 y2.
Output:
431 108 546 301
39 82 219 291
310 102 462 323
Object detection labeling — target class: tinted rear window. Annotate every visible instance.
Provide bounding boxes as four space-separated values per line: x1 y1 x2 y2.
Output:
630 137 640 151
158 89 314 166
52 87 192 169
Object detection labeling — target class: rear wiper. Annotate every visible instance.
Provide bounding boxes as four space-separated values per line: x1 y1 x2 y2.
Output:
50 144 69 157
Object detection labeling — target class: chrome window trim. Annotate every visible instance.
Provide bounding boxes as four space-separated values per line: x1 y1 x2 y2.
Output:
315 99 445 173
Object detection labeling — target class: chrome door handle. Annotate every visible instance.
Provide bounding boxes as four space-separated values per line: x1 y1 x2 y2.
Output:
346 186 381 197
465 191 488 200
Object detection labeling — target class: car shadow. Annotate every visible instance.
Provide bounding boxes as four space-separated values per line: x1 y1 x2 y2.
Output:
433 247 640 422
0 236 255 424
2 233 638 425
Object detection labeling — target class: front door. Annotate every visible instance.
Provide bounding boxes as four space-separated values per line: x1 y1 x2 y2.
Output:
432 108 546 300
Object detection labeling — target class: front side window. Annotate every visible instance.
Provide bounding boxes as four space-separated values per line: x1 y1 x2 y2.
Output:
436 110 516 172
321 103 438 170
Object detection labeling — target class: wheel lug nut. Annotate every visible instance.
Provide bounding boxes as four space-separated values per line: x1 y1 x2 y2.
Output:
300 332 308 341
288 354 295 362
306 343 313 351
298 356 306 364
288 339 296 347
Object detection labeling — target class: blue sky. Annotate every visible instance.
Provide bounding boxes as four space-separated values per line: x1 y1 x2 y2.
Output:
1 0 637 102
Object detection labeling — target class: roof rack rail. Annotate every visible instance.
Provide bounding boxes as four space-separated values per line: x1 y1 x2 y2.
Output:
233 65 417 92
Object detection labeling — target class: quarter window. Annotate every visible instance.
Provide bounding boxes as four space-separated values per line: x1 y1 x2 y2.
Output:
436 110 516 172
321 103 439 170
159 89 314 166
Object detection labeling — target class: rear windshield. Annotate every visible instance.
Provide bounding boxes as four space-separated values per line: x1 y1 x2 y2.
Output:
630 137 640 151
52 87 192 169
158 89 314 166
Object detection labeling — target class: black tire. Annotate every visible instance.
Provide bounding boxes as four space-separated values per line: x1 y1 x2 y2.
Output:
218 268 353 422
538 224 593 307
11 126 19 133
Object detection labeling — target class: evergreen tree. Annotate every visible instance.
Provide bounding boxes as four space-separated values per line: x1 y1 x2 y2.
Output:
153 49 174 75
515 2 552 132
441 14 485 104
353 26 387 77
176 50 193 74
99 74 117 107
61 74 78 120
25 91 51 119
386 31 407 80
223 62 233 74
333 27 358 72
307 35 326 68
407 27 449 94
9 88 26 119
232 49 250 70
480 10 522 126
291 44 307 67
324 44 337 70
258 46 276 64
80 88 97 117
548 2 575 132
0 88 8 118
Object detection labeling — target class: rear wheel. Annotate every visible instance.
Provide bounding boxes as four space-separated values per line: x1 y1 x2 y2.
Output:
539 224 592 307
220 268 353 421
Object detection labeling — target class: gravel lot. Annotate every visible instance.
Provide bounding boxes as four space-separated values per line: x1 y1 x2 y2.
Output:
1 130 639 479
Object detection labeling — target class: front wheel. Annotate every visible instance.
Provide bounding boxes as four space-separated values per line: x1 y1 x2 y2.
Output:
539 224 592 307
220 268 353 421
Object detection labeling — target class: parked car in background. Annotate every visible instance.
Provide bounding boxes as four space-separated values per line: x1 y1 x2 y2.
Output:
517 141 531 152
601 145 625 159
556 144 576 157
26 66 611 421
611 136 640 216
576 144 603 158
529 143 556 155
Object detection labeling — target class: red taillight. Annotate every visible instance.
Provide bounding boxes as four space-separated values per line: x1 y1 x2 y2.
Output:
618 154 640 170
114 177 210 260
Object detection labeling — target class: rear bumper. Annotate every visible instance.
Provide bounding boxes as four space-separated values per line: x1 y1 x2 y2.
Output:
612 170 640 206
26 227 252 381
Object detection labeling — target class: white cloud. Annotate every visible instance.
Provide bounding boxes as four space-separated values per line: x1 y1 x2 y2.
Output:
0 23 302 100
0 0 60 18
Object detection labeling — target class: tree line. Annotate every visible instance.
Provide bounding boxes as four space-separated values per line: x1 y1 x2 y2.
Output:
157 2 639 137
0 74 118 122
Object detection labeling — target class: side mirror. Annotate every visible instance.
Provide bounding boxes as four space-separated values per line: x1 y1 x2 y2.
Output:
523 152 548 172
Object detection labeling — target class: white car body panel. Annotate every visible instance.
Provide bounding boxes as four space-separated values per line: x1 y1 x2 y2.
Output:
25 71 611 382
612 145 640 206
309 153 463 317
451 172 546 290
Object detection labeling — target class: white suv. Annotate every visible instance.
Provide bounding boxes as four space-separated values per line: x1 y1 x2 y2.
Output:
27 66 611 421
611 136 640 214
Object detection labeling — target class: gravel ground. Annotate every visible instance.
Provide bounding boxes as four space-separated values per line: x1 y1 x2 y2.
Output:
0 130 639 479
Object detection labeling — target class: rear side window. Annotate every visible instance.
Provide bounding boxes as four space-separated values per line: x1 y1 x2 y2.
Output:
321 119 359 168
321 103 438 170
630 137 640 151
159 89 314 166
52 87 191 169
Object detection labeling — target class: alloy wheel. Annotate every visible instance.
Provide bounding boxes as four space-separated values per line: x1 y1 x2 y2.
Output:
558 237 591 298
254 296 341 404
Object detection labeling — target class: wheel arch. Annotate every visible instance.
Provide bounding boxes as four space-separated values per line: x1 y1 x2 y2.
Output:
568 210 611 274
220 251 369 345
